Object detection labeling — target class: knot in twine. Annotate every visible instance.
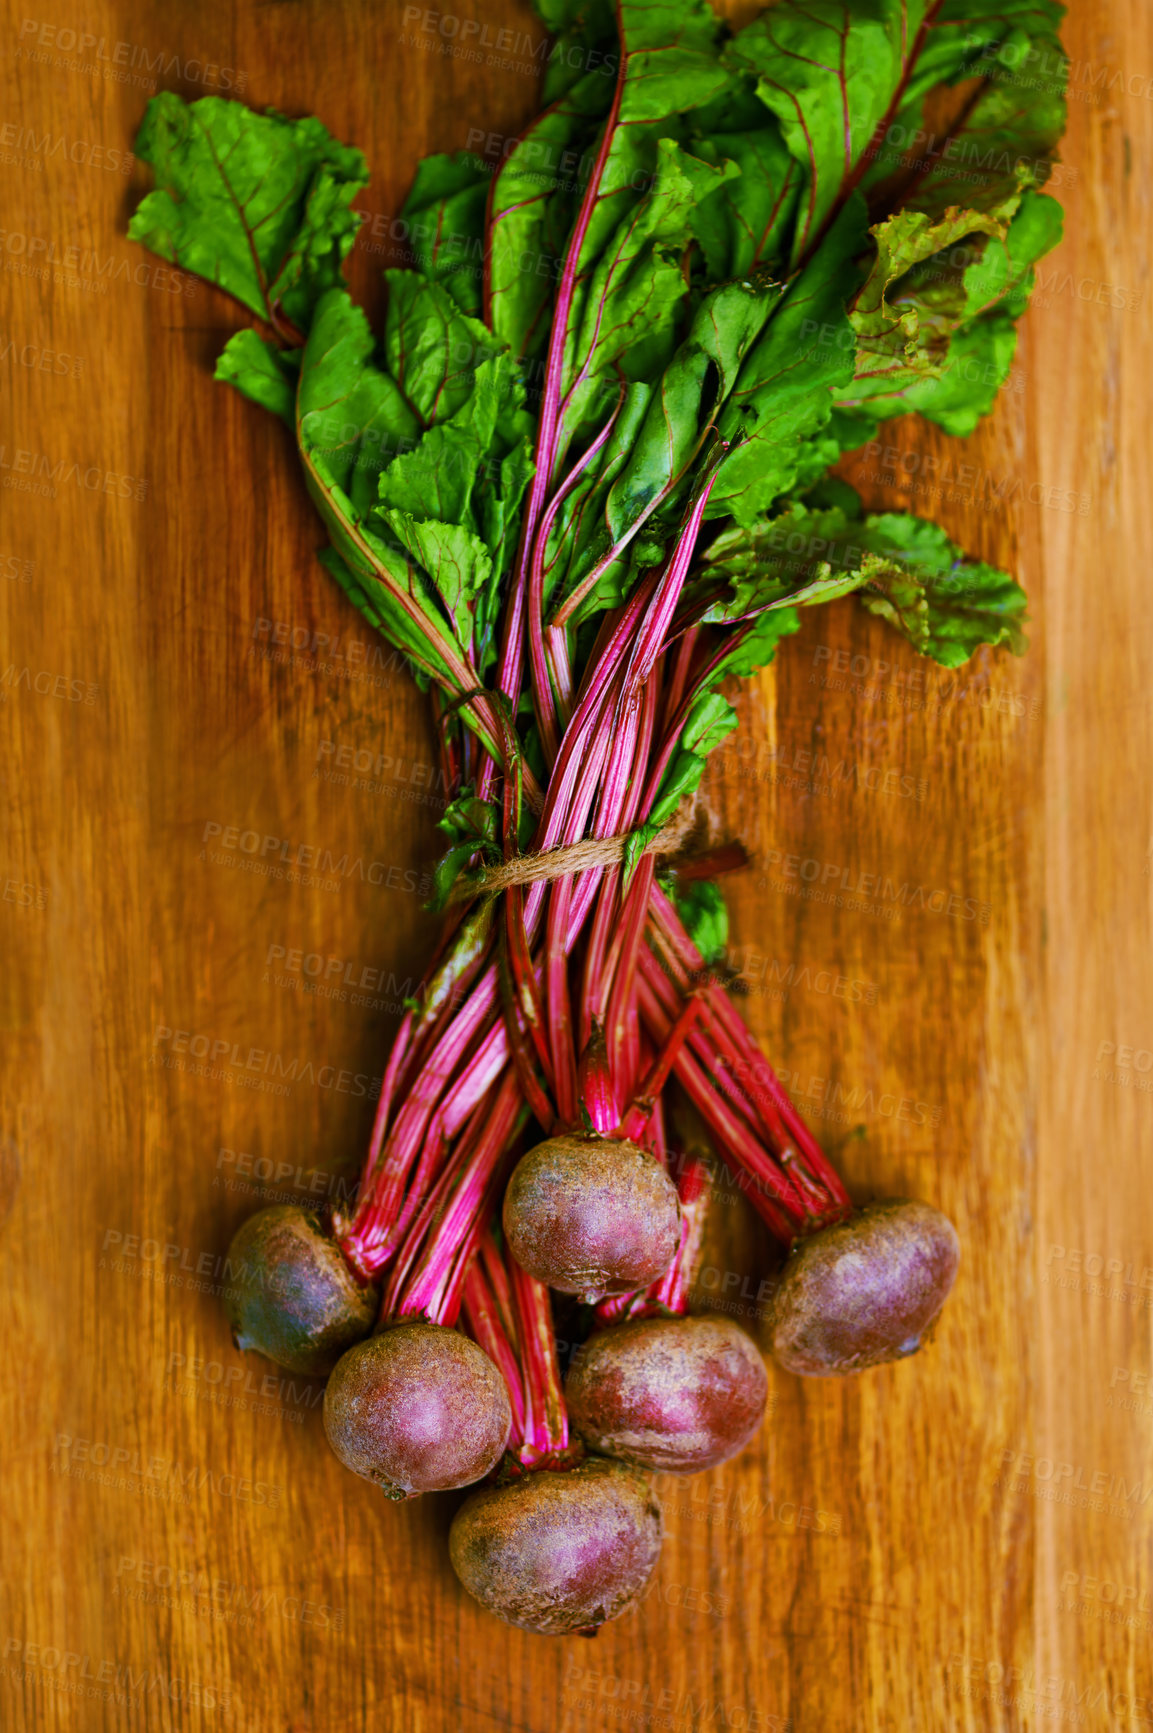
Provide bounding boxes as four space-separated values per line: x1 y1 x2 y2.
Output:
445 804 697 906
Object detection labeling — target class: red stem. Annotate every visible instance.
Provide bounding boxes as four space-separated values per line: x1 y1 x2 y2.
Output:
617 994 703 1144
382 1070 526 1328
597 1152 712 1325
477 49 626 810
463 1245 527 1442
462 1230 572 1471
509 1256 571 1468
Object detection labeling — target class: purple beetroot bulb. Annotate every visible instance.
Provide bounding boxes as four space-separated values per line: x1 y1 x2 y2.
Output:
323 1321 511 1498
565 1313 768 1474
222 1204 379 1376
767 1198 961 1377
449 1456 663 1634
503 1135 681 1301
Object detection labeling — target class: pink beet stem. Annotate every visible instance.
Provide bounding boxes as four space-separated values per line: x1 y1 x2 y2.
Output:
462 1230 571 1471
463 1245 527 1442
509 1254 570 1468
383 1070 526 1329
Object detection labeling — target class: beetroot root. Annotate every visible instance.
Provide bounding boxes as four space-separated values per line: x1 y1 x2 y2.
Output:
767 1199 961 1377
565 1314 768 1473
449 1456 663 1633
502 1136 681 1301
323 1322 511 1497
222 1205 379 1376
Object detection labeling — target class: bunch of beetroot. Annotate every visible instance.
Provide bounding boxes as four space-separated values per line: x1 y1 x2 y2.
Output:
126 0 1065 1639
225 1088 957 1633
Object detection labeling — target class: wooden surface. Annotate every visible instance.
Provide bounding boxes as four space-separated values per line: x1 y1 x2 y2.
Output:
1 3 1150 1728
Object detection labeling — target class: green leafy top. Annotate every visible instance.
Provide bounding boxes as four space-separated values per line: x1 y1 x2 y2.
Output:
129 95 368 337
127 0 1067 822
698 486 1029 666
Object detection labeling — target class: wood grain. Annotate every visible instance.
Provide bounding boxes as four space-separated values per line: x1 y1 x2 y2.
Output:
1 3 1150 1728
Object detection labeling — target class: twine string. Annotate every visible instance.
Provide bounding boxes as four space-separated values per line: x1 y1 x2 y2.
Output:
445 806 696 906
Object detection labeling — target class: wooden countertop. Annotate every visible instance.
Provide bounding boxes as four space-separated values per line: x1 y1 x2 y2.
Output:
2 1 1150 1727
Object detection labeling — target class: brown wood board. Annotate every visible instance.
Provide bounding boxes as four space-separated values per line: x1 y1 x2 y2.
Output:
1 2 1150 1728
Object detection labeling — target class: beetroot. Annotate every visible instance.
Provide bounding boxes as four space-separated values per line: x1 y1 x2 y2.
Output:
322 1322 511 1497
222 1205 379 1376
502 1136 681 1300
449 1456 662 1633
565 1314 767 1473
767 1199 961 1376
